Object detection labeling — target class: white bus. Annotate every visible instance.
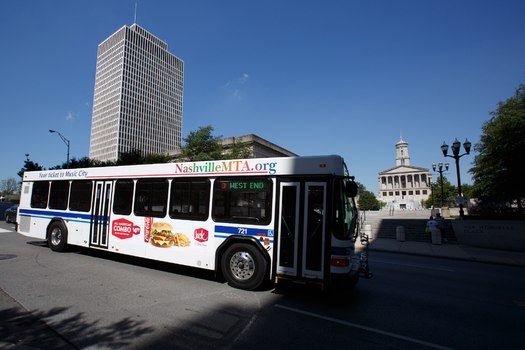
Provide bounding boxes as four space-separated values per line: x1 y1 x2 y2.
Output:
17 155 366 291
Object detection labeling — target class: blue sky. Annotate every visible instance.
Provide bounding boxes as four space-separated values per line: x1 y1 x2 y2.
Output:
1 0 524 194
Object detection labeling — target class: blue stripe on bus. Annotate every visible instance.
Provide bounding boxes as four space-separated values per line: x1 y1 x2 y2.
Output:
18 215 91 225
331 246 353 255
214 225 274 243
215 225 272 236
18 208 101 223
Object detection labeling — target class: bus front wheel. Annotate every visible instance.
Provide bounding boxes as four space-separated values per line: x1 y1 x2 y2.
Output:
48 221 68 252
221 243 267 290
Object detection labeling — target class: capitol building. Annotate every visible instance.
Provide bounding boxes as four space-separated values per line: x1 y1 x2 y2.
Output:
377 138 432 210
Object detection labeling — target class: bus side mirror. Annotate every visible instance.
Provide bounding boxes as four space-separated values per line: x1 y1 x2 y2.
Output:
345 181 358 197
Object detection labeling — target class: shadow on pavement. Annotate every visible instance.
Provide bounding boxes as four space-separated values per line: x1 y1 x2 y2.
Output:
0 287 154 349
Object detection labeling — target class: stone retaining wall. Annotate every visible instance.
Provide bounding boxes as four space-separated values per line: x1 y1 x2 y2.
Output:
451 220 525 252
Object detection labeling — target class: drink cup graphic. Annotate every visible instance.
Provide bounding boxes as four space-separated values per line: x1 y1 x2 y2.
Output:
144 217 153 243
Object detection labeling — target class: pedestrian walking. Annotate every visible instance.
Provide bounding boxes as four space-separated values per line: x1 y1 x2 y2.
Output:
435 213 448 242
426 215 438 234
426 215 442 244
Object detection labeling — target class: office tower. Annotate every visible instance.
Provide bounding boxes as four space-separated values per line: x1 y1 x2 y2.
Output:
89 24 184 161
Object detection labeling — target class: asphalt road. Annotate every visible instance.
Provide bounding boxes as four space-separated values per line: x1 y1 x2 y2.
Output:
1 220 524 349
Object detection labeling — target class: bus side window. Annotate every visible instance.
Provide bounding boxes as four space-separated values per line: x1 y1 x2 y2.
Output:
49 181 70 210
134 179 168 218
31 181 50 209
169 178 210 221
69 180 93 212
212 178 272 225
113 179 134 215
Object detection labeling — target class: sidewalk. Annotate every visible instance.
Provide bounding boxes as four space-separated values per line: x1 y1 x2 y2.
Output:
360 237 525 267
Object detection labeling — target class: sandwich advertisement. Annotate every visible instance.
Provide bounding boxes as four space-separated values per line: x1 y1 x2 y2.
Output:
111 217 203 248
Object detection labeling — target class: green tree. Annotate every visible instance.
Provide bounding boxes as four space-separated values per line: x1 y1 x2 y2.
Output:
117 149 145 165
49 156 111 170
18 155 44 178
358 190 380 210
424 175 458 208
116 150 172 166
224 138 253 159
178 125 223 161
49 152 172 170
469 83 525 215
144 153 172 164
356 182 381 210
461 183 474 202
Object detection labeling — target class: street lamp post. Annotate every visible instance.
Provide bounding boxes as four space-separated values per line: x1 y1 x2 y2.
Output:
441 138 471 218
432 162 449 208
430 179 434 208
49 129 70 169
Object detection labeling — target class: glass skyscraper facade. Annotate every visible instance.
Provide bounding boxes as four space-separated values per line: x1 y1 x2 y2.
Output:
89 24 184 161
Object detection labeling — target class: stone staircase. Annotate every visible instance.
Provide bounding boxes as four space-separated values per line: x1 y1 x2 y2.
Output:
360 210 457 243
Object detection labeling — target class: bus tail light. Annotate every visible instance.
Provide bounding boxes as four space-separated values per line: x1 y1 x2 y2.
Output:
331 257 350 267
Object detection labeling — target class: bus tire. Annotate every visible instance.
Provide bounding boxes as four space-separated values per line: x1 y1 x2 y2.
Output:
221 243 267 290
48 221 68 252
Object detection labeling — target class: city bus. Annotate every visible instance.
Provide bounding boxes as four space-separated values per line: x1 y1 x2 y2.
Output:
17 155 368 291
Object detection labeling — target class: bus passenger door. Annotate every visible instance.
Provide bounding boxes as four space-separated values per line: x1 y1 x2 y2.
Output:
277 182 300 276
302 182 326 279
277 182 326 280
90 181 112 249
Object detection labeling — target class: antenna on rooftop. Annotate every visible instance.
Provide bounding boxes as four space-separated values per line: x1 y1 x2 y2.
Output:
134 1 138 23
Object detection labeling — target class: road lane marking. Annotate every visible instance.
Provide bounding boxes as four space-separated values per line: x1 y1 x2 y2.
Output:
0 228 12 233
275 304 455 350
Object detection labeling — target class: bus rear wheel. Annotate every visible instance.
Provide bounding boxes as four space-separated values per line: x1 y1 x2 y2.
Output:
48 221 68 252
221 243 267 290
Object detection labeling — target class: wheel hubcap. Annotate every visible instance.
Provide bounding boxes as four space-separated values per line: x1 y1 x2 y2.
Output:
51 228 62 246
230 251 255 281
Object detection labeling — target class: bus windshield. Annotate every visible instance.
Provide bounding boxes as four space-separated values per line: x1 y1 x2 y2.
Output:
333 177 358 240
